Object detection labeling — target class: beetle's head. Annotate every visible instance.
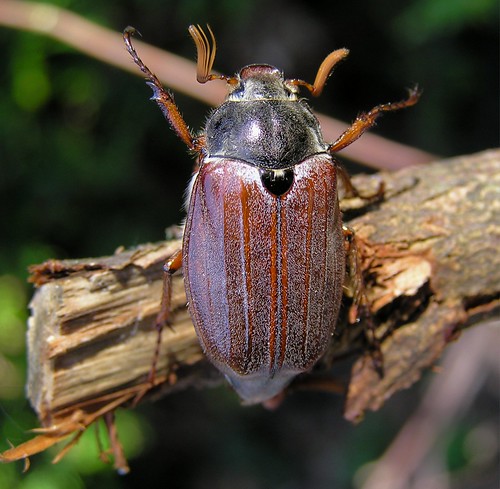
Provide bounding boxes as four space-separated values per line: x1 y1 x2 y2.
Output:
189 24 349 99
227 65 299 102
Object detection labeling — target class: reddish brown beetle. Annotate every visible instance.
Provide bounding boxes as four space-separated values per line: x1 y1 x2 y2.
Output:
123 25 420 404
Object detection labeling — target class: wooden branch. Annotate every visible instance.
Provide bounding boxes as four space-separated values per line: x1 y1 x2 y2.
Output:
2 149 498 467
342 148 499 420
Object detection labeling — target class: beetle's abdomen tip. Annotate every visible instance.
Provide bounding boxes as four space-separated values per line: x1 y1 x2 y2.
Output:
225 370 297 405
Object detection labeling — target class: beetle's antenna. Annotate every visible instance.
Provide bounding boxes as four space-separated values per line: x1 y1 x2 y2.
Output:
188 24 237 85
289 48 349 97
189 24 217 83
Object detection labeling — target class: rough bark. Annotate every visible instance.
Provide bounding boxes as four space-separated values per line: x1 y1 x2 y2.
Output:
2 149 499 468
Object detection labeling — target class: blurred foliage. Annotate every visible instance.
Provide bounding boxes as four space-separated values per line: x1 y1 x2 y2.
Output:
0 0 498 487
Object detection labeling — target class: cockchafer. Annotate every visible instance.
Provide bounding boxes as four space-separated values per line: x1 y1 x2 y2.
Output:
123 25 420 405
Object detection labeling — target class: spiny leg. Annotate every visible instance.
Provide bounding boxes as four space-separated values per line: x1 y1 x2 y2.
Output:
343 225 384 376
151 250 183 383
332 88 420 202
123 27 199 152
329 86 421 153
134 249 183 404
337 162 385 202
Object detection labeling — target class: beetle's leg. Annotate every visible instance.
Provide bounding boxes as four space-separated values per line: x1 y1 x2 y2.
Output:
123 27 201 153
134 249 183 404
337 163 385 203
151 250 183 380
343 226 365 322
157 249 183 329
329 86 421 154
343 225 384 376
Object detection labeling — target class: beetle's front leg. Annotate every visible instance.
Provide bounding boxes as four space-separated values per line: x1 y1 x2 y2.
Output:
343 226 384 376
328 86 421 154
123 27 203 154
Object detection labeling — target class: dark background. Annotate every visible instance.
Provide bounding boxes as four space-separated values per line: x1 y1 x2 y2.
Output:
0 1 498 488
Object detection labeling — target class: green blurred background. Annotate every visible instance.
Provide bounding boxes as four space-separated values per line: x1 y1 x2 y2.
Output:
0 0 498 488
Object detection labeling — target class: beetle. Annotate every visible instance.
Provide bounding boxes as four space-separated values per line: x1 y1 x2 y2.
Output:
123 25 420 405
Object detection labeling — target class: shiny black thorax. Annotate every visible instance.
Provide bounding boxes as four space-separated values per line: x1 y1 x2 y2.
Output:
205 99 326 169
203 65 328 196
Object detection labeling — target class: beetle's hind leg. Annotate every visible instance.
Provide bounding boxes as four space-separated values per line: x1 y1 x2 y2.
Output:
152 250 183 380
134 249 183 404
343 226 384 376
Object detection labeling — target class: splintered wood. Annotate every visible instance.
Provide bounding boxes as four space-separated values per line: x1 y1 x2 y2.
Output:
2 149 499 467
26 241 204 425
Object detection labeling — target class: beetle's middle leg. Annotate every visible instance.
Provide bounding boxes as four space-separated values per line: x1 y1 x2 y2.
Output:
337 163 385 203
343 225 384 376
